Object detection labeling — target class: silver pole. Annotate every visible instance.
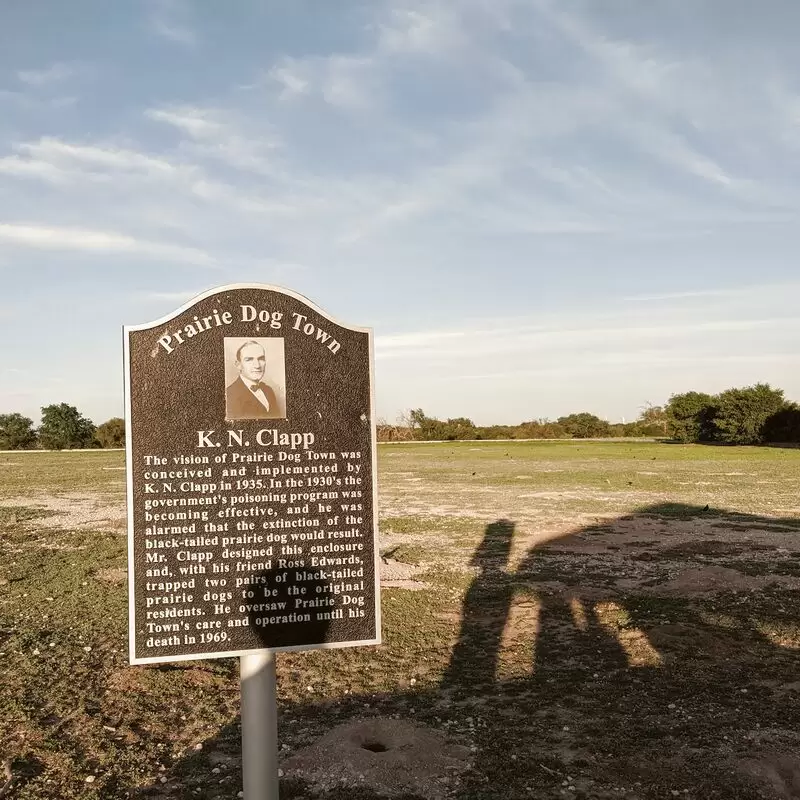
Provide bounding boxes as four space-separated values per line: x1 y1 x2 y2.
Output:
240 651 279 799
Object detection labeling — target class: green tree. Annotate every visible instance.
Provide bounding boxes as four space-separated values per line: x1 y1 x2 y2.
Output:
95 417 126 448
713 384 787 445
475 424 516 440
441 417 477 440
408 409 444 440
665 392 717 442
638 403 668 435
0 413 37 450
407 409 479 440
762 404 800 443
556 412 611 438
38 404 96 450
609 422 653 437
516 419 568 439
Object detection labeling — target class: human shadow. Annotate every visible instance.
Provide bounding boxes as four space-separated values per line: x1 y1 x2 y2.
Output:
129 563 337 799
128 504 800 799
440 519 516 695
241 566 336 651
450 505 800 798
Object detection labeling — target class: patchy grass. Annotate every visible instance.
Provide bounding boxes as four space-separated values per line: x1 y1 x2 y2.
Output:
381 515 478 536
0 506 56 526
381 544 429 566
1 442 799 798
0 450 125 499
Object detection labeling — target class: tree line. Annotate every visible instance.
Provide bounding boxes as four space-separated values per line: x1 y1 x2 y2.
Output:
4 382 798 450
377 383 800 445
0 405 125 450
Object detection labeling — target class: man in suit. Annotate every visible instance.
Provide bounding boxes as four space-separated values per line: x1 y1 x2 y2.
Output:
225 341 282 419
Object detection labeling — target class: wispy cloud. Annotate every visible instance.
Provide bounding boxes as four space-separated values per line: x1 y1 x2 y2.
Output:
145 105 281 174
0 137 181 182
529 2 778 203
373 281 800 421
147 0 198 46
0 223 214 265
264 54 378 110
375 317 799 362
266 63 310 99
623 283 800 303
145 106 221 139
377 5 465 55
17 62 79 86
0 154 66 182
263 2 470 111
0 133 300 225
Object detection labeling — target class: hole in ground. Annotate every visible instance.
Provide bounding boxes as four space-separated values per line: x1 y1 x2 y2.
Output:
362 740 389 753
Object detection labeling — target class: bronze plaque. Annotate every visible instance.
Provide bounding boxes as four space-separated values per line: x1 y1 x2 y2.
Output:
125 285 380 664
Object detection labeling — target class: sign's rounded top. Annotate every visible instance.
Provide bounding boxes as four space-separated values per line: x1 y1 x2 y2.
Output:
125 282 370 334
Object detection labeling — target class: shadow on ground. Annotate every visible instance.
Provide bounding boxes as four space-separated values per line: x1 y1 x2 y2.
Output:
129 503 800 800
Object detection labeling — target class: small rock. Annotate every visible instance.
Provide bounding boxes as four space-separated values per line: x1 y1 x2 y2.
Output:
211 767 221 774
85 775 96 784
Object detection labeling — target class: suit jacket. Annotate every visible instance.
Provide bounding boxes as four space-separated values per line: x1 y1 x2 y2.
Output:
226 377 282 419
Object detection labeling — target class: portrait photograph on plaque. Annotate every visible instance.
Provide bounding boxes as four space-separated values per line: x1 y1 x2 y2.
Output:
224 337 287 420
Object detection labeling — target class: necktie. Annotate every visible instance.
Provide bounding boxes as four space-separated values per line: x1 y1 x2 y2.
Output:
250 383 262 393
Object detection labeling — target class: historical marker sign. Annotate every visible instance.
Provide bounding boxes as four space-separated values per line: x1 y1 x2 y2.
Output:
125 284 380 664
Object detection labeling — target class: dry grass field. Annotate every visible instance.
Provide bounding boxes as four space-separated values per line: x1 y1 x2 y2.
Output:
1 441 799 799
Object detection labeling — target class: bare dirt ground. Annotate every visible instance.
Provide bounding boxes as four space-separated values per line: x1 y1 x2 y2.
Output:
1 443 799 799
0 493 127 532
373 442 800 800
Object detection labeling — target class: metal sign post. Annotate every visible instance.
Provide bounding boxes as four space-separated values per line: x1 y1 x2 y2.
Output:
125 284 381 799
240 652 279 799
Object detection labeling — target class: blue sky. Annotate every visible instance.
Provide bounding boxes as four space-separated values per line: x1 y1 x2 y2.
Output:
1 0 799 427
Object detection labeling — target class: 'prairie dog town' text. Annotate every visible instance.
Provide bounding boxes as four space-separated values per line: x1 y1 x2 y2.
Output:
156 305 341 355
